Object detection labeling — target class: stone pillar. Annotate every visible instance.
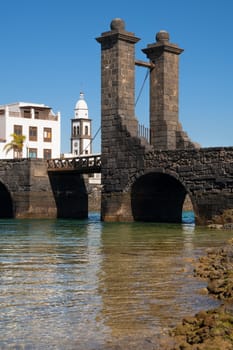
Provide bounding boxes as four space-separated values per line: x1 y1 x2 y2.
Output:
142 31 183 150
96 18 140 139
96 18 140 221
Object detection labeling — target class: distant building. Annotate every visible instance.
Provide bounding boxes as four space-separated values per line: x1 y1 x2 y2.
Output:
68 93 101 189
0 102 60 159
70 92 92 155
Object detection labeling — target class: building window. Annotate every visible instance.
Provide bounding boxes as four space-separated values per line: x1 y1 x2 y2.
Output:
29 126 37 141
44 149 51 159
14 125 22 135
23 109 31 118
73 126 77 136
29 148 37 158
77 126 80 135
85 150 89 154
35 111 39 119
44 128 52 142
85 126 88 135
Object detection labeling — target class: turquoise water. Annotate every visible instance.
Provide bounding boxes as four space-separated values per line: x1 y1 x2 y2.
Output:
0 213 232 349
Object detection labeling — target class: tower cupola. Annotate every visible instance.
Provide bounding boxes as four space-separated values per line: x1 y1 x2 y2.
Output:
71 92 92 155
75 92 88 119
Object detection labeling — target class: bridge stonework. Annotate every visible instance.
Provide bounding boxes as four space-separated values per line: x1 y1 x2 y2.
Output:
97 19 233 224
0 159 91 219
0 159 57 218
103 143 233 224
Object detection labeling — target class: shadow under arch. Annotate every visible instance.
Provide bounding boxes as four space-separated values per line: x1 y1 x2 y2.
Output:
131 172 188 223
0 181 14 218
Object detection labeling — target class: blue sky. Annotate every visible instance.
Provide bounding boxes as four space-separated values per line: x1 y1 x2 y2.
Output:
1 0 233 153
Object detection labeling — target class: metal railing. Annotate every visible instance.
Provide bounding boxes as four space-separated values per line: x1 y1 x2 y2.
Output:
47 154 101 173
138 124 150 143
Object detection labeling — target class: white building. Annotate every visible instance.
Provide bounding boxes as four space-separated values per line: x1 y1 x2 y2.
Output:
0 102 60 159
70 92 92 155
68 93 101 186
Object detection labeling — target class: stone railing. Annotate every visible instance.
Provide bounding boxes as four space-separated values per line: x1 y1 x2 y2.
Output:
47 154 101 173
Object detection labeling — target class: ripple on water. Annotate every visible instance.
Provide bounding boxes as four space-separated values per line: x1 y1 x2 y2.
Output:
0 213 232 349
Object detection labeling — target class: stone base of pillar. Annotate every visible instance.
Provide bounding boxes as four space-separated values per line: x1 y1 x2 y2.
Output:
101 192 134 222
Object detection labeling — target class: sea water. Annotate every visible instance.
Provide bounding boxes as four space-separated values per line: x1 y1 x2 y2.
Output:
0 212 232 349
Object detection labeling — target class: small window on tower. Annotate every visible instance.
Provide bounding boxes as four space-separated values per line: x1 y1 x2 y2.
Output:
85 126 88 135
73 126 77 136
77 126 80 135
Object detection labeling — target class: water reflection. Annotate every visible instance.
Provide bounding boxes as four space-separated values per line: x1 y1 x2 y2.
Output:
98 222 213 346
0 218 106 349
0 215 232 349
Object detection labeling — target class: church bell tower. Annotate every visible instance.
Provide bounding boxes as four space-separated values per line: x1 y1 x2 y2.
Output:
71 92 92 155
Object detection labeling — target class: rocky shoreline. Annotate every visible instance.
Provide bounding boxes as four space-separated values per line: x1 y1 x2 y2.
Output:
163 237 233 349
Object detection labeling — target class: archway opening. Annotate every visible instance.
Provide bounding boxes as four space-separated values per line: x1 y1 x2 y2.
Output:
0 182 14 218
131 173 187 223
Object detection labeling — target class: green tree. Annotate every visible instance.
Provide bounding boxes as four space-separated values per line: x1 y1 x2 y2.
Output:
3 133 26 158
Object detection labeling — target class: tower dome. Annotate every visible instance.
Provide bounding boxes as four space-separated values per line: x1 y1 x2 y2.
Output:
71 91 92 156
75 92 88 119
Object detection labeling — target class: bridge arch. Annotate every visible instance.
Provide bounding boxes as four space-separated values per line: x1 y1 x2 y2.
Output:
0 180 14 218
130 171 193 223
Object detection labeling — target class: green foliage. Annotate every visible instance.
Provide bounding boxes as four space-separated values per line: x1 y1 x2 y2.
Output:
3 133 26 158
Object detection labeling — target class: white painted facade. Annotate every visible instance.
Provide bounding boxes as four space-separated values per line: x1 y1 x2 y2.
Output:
0 102 60 159
71 92 92 155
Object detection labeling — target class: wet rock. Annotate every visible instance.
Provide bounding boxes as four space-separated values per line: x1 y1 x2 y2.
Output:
198 287 208 295
161 237 233 349
169 308 233 349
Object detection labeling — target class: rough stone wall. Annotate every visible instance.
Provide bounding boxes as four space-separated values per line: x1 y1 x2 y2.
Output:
142 30 196 150
87 183 102 212
183 195 193 211
96 18 141 220
96 19 233 224
0 159 98 218
28 159 57 218
0 159 57 218
95 107 233 223
87 188 192 213
96 18 139 138
0 159 30 217
139 147 233 224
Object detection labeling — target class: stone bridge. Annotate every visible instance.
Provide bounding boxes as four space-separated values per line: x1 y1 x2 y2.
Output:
100 144 233 224
0 157 99 219
0 19 232 224
96 18 233 225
